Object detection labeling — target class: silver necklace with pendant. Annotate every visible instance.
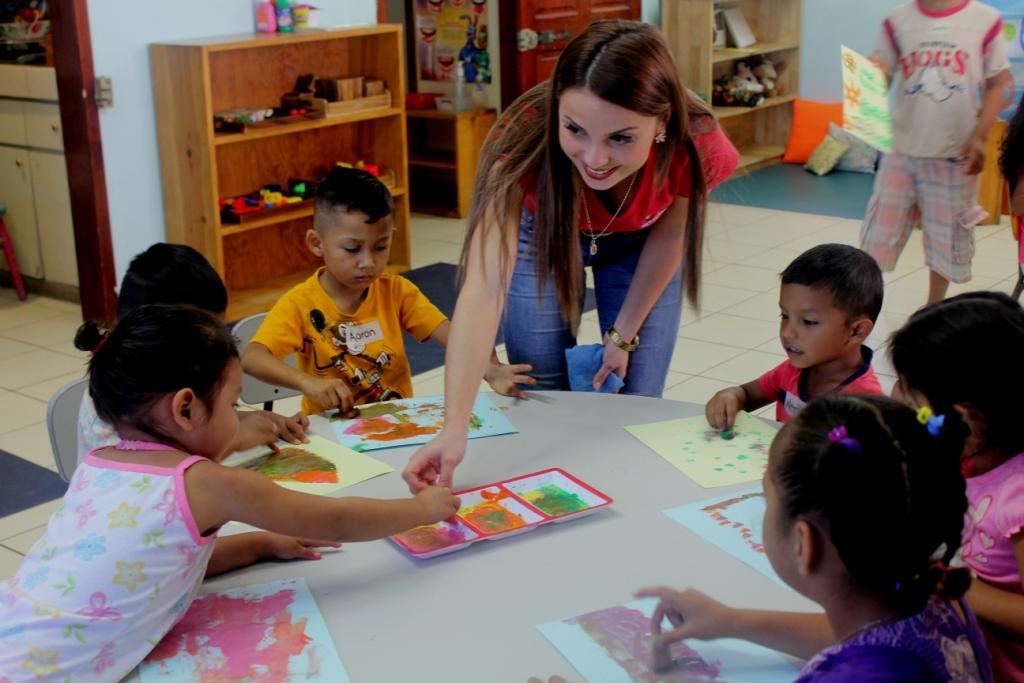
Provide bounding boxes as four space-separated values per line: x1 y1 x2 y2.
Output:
582 171 637 256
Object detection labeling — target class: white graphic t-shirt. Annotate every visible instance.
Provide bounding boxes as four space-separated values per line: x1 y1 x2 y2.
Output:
875 0 1009 158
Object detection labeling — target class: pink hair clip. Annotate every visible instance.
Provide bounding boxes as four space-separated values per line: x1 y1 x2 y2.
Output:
828 425 861 454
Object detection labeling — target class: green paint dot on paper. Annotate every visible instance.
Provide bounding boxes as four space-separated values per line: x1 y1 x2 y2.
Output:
687 458 695 462
737 454 748 461
714 467 724 472
725 463 734 468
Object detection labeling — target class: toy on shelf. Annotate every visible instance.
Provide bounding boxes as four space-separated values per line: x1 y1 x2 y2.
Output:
713 59 781 108
219 179 315 225
220 161 394 226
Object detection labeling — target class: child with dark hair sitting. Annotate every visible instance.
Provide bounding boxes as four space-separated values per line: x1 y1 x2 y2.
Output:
73 243 309 464
242 167 532 416
638 394 993 682
706 243 884 427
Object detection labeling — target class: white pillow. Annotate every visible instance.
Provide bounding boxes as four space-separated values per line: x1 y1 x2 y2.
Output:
828 122 879 174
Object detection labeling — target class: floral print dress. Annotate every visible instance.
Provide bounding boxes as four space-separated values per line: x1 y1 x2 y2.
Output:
0 441 217 682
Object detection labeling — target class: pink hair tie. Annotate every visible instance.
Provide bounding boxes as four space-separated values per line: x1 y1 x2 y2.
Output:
828 425 861 454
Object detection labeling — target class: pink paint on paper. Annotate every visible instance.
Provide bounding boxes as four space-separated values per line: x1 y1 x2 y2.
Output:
144 588 315 682
567 605 725 682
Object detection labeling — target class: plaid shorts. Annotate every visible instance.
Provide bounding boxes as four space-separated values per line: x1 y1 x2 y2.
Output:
860 153 987 283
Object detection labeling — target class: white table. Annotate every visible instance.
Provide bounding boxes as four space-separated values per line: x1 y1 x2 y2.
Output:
193 392 814 681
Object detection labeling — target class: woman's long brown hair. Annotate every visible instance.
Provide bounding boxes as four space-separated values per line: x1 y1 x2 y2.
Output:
461 20 713 331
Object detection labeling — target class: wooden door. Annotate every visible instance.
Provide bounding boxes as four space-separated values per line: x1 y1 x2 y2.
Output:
499 0 641 108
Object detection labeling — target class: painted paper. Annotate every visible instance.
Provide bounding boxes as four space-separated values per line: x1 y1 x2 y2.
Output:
664 488 784 587
625 412 777 488
414 0 491 84
330 394 517 452
538 599 796 683
223 435 393 495
841 44 893 152
140 578 349 683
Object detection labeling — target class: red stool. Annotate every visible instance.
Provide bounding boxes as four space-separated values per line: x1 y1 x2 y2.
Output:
0 203 27 301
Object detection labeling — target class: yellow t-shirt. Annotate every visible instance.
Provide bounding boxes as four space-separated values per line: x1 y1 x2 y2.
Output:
252 269 447 414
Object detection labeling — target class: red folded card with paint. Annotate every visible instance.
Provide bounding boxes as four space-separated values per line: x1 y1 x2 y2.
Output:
391 468 613 559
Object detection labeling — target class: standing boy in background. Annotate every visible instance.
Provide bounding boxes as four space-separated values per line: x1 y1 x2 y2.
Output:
861 0 1014 304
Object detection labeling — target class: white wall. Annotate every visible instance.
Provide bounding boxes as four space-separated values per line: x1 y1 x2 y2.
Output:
87 1 377 282
799 0 895 101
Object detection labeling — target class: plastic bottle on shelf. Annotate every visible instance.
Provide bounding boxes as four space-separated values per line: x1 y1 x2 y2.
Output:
256 0 277 33
454 61 469 112
276 0 294 33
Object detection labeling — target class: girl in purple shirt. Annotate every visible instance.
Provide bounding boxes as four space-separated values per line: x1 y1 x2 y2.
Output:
637 394 992 682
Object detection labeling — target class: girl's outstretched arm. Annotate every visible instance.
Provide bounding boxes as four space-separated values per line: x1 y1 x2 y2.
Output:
634 586 834 660
185 460 460 543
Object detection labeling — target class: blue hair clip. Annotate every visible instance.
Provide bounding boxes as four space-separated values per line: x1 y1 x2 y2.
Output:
828 425 861 454
916 407 945 437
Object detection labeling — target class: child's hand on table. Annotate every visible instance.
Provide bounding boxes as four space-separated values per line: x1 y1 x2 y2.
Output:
260 532 341 562
262 410 310 444
415 486 462 523
633 586 735 646
484 360 536 399
301 377 355 414
232 411 282 452
705 389 742 429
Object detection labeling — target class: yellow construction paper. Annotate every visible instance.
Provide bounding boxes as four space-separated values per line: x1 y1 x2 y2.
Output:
223 435 394 496
625 412 779 488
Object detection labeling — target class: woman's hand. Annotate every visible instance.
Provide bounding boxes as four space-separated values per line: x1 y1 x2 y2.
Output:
633 586 737 645
403 429 467 492
592 335 629 390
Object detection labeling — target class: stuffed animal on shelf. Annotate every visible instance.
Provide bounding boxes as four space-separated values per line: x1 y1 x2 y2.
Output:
711 60 766 108
752 57 783 98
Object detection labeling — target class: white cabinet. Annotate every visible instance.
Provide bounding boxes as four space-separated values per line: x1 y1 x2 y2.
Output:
30 151 76 286
23 102 62 151
0 65 75 290
0 100 26 146
0 145 42 279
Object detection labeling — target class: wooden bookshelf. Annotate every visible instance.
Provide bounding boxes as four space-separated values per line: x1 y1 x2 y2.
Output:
406 108 497 218
151 25 411 320
663 0 803 174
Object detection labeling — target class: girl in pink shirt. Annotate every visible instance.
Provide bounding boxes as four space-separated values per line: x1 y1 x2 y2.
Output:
891 291 1024 681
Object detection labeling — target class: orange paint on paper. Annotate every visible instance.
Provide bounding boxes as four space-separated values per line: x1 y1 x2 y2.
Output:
342 417 439 442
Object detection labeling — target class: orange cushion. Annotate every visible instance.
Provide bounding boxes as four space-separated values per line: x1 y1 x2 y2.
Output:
783 99 844 164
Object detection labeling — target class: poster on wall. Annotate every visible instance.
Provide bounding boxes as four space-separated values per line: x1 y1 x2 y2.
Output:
414 0 491 84
990 1 1024 118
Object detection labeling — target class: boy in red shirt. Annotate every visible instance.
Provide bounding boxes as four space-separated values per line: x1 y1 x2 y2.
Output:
705 244 884 426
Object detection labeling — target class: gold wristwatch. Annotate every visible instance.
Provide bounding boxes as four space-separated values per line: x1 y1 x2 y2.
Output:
607 325 639 352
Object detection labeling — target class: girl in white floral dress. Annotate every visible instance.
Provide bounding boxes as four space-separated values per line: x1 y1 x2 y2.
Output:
0 305 459 682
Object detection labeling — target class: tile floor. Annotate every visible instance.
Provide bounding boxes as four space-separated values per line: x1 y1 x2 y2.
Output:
0 205 1018 579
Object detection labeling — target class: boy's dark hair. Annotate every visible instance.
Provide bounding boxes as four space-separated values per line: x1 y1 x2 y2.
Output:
774 394 971 613
890 291 1024 457
74 243 227 352
781 244 883 322
89 304 238 444
314 166 394 229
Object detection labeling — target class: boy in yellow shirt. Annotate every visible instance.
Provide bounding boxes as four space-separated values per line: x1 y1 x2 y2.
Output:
243 167 532 415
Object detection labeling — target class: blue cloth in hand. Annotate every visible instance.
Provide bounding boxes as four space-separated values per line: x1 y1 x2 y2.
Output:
564 344 625 393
